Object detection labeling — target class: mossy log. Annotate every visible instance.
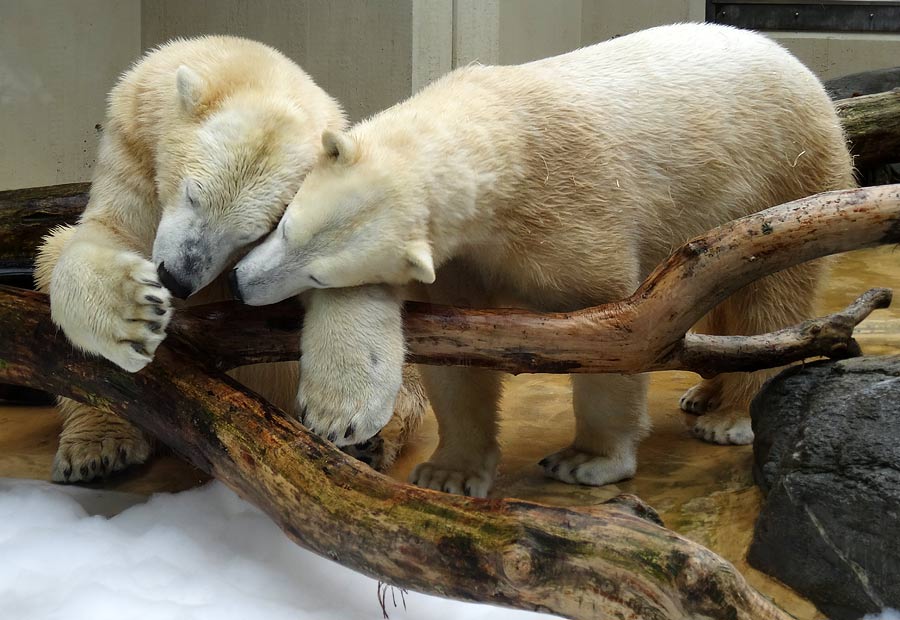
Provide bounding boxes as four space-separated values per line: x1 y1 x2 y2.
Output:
1 89 897 268
0 285 794 620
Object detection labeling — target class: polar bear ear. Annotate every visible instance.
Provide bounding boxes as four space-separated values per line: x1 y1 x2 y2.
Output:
405 240 435 284
322 130 358 165
176 65 204 114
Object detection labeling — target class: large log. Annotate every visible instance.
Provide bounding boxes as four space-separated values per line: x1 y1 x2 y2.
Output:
0 284 794 620
171 184 899 376
0 182 87 272
1 89 897 267
836 88 900 169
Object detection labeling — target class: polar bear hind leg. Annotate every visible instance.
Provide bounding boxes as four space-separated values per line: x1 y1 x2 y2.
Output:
684 262 824 445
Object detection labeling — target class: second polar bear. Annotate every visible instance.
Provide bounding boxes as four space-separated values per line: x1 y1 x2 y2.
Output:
233 24 854 496
36 36 424 482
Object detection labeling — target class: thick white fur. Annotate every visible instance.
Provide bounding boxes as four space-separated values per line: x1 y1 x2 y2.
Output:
35 36 424 482
234 24 854 496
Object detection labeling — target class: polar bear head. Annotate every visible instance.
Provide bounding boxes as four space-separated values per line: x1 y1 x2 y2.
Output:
151 66 327 298
232 130 435 305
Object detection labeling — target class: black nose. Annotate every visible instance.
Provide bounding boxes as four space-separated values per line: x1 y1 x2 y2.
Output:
156 262 193 299
228 268 243 303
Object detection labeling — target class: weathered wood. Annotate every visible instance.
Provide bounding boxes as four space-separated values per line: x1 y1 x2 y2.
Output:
0 284 794 620
1 90 897 266
170 185 899 376
0 182 88 271
836 89 900 169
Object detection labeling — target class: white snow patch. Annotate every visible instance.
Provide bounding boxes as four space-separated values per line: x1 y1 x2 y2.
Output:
0 480 553 620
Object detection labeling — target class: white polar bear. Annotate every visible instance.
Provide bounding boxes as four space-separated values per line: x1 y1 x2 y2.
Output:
232 24 854 497
35 35 424 482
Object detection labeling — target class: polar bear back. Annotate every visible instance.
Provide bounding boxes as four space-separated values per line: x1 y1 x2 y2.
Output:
386 23 851 290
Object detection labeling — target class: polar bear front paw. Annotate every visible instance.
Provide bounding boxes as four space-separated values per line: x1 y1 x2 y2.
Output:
297 351 401 448
52 418 152 483
690 410 753 445
539 445 637 486
297 286 405 447
408 448 499 498
51 248 173 372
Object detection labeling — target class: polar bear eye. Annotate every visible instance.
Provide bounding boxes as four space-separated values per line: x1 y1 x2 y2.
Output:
185 179 202 208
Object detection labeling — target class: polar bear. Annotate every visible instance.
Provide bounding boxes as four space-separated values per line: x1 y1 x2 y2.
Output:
232 24 854 496
34 36 425 482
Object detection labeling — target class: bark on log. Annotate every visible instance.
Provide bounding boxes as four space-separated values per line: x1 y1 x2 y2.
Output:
0 182 87 271
836 88 900 169
170 184 899 376
0 284 794 620
1 89 897 265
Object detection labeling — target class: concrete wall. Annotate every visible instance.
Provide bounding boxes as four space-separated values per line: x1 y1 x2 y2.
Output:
0 0 141 190
496 0 900 79
141 0 452 124
3 0 899 190
769 32 900 80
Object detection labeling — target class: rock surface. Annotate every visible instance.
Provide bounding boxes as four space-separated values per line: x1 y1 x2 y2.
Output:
749 356 900 620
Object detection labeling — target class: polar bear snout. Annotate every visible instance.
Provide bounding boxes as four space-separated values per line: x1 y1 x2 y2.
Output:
157 261 194 299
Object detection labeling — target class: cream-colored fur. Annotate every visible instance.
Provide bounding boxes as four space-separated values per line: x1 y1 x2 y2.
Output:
34 36 424 482
233 24 854 496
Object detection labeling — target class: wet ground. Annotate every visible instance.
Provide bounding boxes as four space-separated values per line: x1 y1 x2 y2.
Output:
1 246 898 618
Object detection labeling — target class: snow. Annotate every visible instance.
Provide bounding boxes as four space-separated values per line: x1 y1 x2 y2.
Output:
0 480 553 620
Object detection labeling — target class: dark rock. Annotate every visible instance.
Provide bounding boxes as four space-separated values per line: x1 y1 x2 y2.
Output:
749 356 900 620
825 66 900 100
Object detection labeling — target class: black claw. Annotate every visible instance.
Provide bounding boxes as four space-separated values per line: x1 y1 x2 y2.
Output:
299 405 308 425
327 431 337 443
569 467 579 478
344 425 354 439
90 459 98 471
147 321 162 333
145 295 163 304
63 465 72 479
551 463 561 475
538 457 549 467
118 446 128 463
102 455 110 469
153 306 166 316
80 464 89 478
130 342 148 356
464 484 473 496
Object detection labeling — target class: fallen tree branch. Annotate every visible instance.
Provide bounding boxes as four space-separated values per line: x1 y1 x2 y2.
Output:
169 184 899 376
0 182 86 272
836 88 900 169
0 284 794 620
173 287 891 377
